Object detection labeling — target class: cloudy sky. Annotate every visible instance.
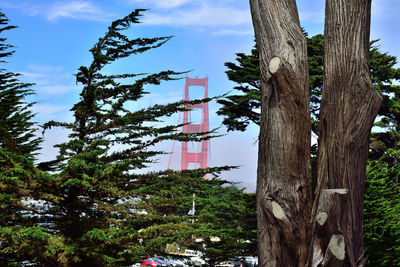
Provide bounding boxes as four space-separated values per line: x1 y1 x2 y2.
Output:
0 0 399 192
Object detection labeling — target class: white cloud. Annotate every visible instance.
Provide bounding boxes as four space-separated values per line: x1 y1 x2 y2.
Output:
20 64 78 95
45 1 112 22
297 0 325 24
31 103 73 123
37 127 71 163
142 4 251 27
26 64 64 74
40 85 78 95
32 104 69 116
0 1 112 22
212 28 254 36
130 0 190 9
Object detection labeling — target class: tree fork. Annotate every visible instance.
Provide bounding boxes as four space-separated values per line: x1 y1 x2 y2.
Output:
250 0 312 266
310 0 382 266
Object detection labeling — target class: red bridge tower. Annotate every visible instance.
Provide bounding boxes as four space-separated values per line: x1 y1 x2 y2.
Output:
181 75 209 170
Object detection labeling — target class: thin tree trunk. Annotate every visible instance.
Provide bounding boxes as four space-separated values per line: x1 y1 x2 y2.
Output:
250 1 312 266
310 0 382 266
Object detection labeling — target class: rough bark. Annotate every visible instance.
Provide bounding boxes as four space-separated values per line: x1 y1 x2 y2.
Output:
310 0 382 266
309 189 350 266
249 1 312 266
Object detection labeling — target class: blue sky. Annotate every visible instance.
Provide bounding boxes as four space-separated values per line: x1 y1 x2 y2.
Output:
0 0 399 192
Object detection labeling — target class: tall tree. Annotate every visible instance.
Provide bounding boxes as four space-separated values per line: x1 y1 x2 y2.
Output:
0 11 41 160
220 36 400 267
0 11 52 266
37 10 225 266
250 0 384 266
249 1 312 266
310 0 381 265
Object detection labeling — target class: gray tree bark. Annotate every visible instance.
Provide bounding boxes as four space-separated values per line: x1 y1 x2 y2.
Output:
310 0 382 266
249 1 312 266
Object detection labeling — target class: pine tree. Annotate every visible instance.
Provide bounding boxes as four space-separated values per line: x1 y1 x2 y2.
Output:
216 44 260 132
0 11 41 160
369 40 400 163
190 185 256 266
37 10 228 266
0 148 51 266
0 11 49 266
130 169 256 266
218 35 400 140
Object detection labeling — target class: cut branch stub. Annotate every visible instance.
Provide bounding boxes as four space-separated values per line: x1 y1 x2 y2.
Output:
268 57 300 105
322 234 346 265
269 57 282 73
308 189 349 267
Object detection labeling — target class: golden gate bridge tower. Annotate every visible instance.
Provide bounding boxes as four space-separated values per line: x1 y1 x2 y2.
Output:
167 75 209 171
181 75 209 170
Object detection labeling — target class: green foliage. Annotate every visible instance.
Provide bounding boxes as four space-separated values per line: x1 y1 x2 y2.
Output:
0 11 49 266
364 151 400 266
129 169 256 265
369 40 400 162
192 186 256 265
218 35 400 140
0 11 41 160
216 44 260 132
31 10 232 266
307 34 324 135
0 147 62 266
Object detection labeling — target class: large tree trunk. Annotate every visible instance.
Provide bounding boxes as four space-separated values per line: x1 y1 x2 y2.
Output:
310 0 382 266
250 1 312 266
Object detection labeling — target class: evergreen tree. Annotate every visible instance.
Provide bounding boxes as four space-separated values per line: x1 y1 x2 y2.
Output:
369 40 400 163
216 44 260 132
0 11 47 266
0 148 51 266
130 169 256 266
38 10 227 266
191 185 256 266
0 11 41 160
364 151 400 266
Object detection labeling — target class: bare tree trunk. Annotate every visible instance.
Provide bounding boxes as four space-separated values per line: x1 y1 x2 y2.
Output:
250 1 312 266
310 0 382 266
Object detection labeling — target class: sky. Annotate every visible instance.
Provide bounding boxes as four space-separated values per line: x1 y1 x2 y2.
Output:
0 0 399 192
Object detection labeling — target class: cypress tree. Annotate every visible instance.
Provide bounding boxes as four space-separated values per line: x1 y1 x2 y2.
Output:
129 169 256 266
0 11 48 266
364 152 400 267
38 10 226 266
219 35 400 266
0 148 51 266
0 11 41 160
216 44 260 132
